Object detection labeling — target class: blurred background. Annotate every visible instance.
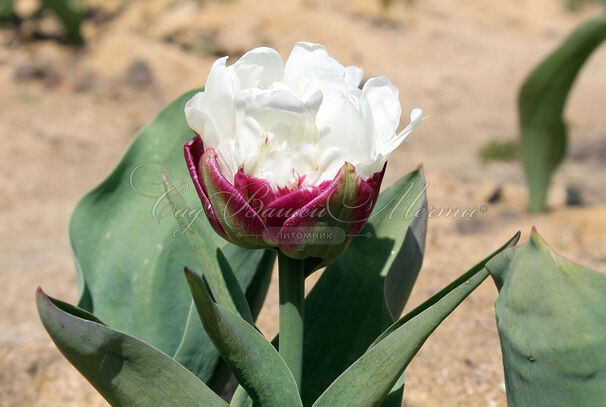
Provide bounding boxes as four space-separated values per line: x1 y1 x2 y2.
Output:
1 0 605 405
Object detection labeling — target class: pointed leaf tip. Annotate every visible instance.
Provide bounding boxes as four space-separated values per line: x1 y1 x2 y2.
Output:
312 232 520 407
487 227 606 406
35 287 50 309
36 291 229 407
36 286 45 297
529 227 546 247
184 266 196 278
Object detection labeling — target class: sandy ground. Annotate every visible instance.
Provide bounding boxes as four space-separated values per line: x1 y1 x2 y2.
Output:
1 0 605 405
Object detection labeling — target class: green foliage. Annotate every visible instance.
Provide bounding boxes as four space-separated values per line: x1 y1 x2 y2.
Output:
479 140 520 163
312 232 521 406
41 0 85 44
69 89 274 390
487 229 606 406
300 168 428 406
39 86 539 407
164 176 254 324
565 0 606 11
379 0 416 10
519 15 606 212
227 167 429 407
380 0 396 9
231 176 518 407
36 289 228 407
0 0 16 24
185 268 303 407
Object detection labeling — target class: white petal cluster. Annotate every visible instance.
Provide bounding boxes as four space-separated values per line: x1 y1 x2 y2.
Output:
185 42 422 190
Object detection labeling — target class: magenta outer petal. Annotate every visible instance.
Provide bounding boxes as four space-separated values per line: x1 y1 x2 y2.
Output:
184 137 230 241
263 186 323 229
350 166 384 237
233 170 277 215
278 162 386 260
201 148 268 248
184 134 387 260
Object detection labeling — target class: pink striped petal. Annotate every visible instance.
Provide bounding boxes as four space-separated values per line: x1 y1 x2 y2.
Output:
233 170 277 214
263 186 322 229
278 162 385 261
201 147 268 248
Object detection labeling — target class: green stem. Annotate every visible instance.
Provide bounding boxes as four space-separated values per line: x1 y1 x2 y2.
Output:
278 252 305 391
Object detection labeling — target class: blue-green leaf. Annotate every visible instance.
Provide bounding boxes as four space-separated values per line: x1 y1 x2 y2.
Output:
69 89 274 387
36 288 227 407
185 268 303 407
301 168 427 406
232 168 428 407
312 232 520 407
164 176 253 324
487 229 606 406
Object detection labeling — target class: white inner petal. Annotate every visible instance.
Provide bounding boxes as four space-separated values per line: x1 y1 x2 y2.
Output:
185 42 422 190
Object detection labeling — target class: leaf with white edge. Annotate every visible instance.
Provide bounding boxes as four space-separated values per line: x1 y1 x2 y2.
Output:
36 288 227 407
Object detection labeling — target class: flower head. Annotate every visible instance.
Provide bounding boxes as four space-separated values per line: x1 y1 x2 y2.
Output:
184 42 422 263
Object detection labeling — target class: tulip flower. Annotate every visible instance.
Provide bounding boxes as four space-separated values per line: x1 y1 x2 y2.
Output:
184 42 422 264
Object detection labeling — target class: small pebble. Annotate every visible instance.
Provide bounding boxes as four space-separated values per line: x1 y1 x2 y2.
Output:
13 64 61 86
125 60 154 88
565 185 583 207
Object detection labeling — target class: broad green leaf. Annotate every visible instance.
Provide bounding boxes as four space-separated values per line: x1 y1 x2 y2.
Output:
165 178 276 392
486 229 606 406
36 288 227 407
312 232 521 407
300 168 427 406
519 15 606 212
41 0 85 44
185 268 303 407
69 89 274 387
164 176 253 324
